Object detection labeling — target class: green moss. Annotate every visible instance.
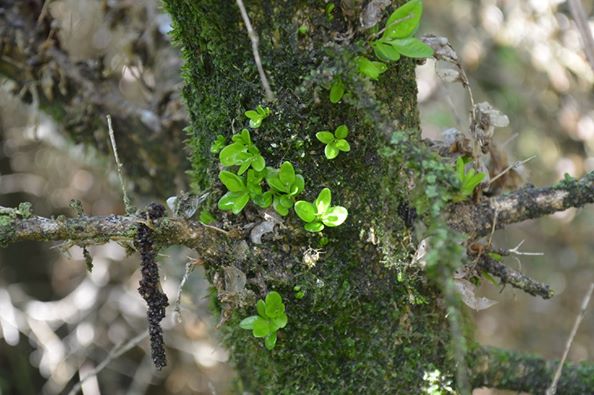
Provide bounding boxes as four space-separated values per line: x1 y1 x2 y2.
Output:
0 215 15 247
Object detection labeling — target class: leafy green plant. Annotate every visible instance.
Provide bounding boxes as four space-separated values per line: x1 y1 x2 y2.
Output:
218 169 272 214
239 291 288 350
371 0 433 61
329 78 345 103
219 129 266 175
356 56 387 80
452 156 486 202
210 134 226 154
316 124 351 160
265 161 305 216
295 188 348 232
244 105 271 128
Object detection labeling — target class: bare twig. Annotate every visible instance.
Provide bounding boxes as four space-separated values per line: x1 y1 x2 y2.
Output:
173 260 196 324
106 115 134 214
235 0 275 102
489 155 536 186
546 282 594 395
67 331 149 395
507 240 544 256
567 0 594 72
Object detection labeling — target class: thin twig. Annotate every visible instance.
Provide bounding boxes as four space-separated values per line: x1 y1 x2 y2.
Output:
567 0 594 72
106 115 134 214
67 331 149 395
173 261 195 324
489 155 536 186
235 0 275 102
487 207 498 248
546 282 594 395
508 240 544 256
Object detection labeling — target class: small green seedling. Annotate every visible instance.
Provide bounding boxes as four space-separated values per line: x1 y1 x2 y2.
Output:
295 188 348 232
316 124 351 160
218 169 271 214
265 161 305 216
356 56 387 80
370 0 433 64
245 105 271 128
293 285 305 300
219 129 266 175
329 78 345 103
240 291 288 350
210 134 226 154
452 156 486 202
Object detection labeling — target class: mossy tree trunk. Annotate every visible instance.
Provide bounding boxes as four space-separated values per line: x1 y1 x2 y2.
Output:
164 1 453 393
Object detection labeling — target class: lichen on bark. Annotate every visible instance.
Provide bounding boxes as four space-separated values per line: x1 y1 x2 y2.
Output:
164 0 454 393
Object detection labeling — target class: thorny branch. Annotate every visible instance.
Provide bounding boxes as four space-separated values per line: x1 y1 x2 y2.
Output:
447 170 594 237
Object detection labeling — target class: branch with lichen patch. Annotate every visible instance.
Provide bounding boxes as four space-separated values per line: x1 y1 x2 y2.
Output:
475 253 553 299
470 345 594 393
447 171 594 237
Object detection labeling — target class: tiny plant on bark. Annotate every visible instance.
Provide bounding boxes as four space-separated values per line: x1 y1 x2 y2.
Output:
295 188 348 232
240 291 288 350
316 124 351 160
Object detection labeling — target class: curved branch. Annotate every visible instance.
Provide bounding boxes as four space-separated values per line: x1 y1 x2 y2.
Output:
470 346 594 394
448 171 594 237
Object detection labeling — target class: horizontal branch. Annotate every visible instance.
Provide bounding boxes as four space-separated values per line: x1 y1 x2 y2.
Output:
470 345 594 393
447 171 594 237
476 253 553 299
0 211 233 259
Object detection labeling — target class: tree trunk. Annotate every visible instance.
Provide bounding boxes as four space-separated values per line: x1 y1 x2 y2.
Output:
164 1 453 392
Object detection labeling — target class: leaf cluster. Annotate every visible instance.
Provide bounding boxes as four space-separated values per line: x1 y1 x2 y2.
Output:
452 156 486 202
295 188 348 232
316 124 351 160
244 105 271 128
239 291 288 350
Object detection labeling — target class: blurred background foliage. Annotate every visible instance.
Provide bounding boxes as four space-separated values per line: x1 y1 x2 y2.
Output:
0 0 592 394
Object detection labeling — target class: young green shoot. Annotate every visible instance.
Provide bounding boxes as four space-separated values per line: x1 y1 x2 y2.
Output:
452 156 486 202
239 291 288 350
244 105 271 128
295 188 348 232
316 124 351 160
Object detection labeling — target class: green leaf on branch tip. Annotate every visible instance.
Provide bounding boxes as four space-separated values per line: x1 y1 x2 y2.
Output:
239 315 259 330
383 0 423 40
315 188 332 213
295 201 316 223
321 206 348 227
329 79 345 103
334 124 349 139
304 221 324 232
265 332 277 350
386 37 433 58
219 171 245 192
252 317 272 338
316 131 335 144
265 291 285 317
356 56 387 80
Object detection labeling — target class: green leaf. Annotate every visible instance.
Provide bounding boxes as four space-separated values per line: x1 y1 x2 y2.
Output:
264 332 277 350
245 110 259 120
383 0 423 39
372 40 401 62
356 56 387 80
315 188 332 213
387 37 433 58
325 143 339 159
456 157 465 181
249 119 263 128
279 195 294 209
279 161 296 185
199 210 216 224
295 201 316 222
321 206 348 227
252 317 272 338
256 299 267 317
293 175 305 196
273 197 290 216
334 139 350 152
316 131 335 144
253 191 273 208
265 291 285 317
236 129 252 145
240 315 258 330
334 124 349 139
252 155 266 172
271 313 288 331
304 221 324 232
219 142 245 166
232 192 250 214
329 79 345 103
210 135 226 154
219 170 245 192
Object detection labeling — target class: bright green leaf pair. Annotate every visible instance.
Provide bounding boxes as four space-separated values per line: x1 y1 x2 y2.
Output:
245 105 271 128
239 291 288 350
218 169 271 214
219 129 266 175
373 37 433 61
265 162 305 216
295 188 348 232
316 124 351 160
452 156 486 202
